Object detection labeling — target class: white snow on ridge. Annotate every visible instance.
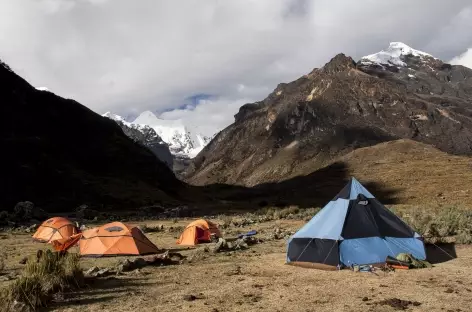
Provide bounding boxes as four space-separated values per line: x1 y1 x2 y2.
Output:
103 111 128 124
133 111 213 158
36 87 49 91
104 110 212 158
361 42 435 67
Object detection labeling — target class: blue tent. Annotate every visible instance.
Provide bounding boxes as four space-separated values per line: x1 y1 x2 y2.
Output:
286 178 426 269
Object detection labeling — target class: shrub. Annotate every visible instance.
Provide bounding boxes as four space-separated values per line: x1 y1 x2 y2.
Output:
0 250 83 311
392 206 472 243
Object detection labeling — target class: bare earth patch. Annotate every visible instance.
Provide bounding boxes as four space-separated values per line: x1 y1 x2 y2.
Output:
1 219 471 312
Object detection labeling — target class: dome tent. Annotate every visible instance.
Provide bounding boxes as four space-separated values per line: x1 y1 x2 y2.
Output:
286 178 426 270
176 219 221 246
79 222 159 257
32 217 79 243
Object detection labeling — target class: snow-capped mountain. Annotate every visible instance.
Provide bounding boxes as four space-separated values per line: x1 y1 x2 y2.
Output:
133 111 213 158
360 42 436 68
102 112 173 168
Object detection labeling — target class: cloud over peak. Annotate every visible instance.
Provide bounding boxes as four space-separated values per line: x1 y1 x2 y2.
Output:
1 0 472 135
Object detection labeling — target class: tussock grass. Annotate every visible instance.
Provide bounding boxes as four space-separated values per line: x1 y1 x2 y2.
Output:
0 250 83 311
255 206 319 221
392 206 472 244
218 206 320 229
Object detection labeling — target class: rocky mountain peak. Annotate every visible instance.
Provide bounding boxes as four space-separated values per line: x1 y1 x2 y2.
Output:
321 53 357 74
185 43 472 187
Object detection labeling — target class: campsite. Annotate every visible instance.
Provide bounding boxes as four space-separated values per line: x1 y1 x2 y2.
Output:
1 179 471 312
2 2 472 311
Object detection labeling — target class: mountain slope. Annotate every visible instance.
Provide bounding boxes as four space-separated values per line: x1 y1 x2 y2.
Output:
0 59 182 212
217 139 472 209
185 42 472 187
102 112 173 168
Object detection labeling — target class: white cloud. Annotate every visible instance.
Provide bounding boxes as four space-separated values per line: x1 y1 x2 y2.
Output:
160 97 252 137
0 0 472 136
450 48 472 69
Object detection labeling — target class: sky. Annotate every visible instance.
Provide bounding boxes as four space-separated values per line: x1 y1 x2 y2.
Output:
1 0 472 136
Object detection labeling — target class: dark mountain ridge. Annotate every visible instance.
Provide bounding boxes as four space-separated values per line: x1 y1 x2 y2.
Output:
0 59 182 212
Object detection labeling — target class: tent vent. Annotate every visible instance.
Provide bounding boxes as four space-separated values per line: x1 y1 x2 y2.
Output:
104 226 124 232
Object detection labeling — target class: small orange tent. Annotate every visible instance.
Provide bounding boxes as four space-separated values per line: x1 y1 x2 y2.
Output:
176 219 221 246
32 217 79 243
79 222 159 257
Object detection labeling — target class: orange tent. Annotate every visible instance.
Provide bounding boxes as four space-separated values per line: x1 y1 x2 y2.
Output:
176 219 221 246
50 233 83 252
32 217 79 243
79 222 159 257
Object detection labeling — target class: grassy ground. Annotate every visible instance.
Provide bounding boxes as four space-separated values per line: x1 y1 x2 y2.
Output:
1 216 471 312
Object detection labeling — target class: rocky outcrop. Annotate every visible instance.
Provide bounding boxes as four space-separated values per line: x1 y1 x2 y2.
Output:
185 43 472 187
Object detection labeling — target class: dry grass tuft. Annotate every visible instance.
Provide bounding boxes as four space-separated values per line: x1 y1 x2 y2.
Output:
0 250 83 311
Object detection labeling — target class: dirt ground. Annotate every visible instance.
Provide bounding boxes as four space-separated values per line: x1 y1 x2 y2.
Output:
1 218 472 312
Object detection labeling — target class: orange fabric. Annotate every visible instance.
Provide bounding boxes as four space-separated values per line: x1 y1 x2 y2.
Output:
32 217 79 243
79 222 159 257
51 233 83 252
176 219 221 246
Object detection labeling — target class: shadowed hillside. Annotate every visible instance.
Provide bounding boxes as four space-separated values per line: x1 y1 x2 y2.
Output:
0 59 182 212
199 140 472 211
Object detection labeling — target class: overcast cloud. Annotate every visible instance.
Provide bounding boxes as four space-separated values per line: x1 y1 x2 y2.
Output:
1 0 472 136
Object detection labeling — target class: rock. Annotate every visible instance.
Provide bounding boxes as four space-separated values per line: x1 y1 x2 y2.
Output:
85 266 100 276
0 275 14 282
96 268 113 277
24 224 37 233
116 259 133 272
19 257 28 265
234 239 248 250
183 294 197 301
133 257 147 269
212 238 227 253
